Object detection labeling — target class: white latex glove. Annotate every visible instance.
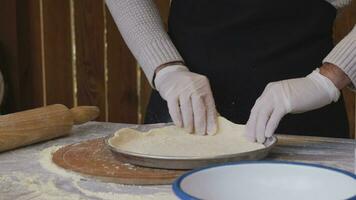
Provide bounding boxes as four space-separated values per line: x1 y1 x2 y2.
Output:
154 65 218 135
245 69 340 143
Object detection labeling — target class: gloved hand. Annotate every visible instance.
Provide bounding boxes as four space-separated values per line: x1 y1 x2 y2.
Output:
154 65 218 135
245 69 340 143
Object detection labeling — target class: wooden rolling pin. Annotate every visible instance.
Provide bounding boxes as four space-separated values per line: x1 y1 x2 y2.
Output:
0 104 100 152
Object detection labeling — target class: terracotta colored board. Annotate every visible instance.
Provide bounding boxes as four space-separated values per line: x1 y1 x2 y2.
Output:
42 0 73 107
52 138 186 185
74 0 106 121
106 6 138 123
333 2 356 139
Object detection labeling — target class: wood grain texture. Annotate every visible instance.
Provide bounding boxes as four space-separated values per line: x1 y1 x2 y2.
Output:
334 1 356 139
0 0 20 113
0 104 73 152
52 138 185 185
74 0 106 121
139 71 151 123
154 0 170 28
16 0 44 110
0 0 44 113
70 106 100 125
334 2 356 43
268 134 355 172
343 89 355 138
42 0 74 107
139 0 171 123
0 104 100 152
106 6 138 123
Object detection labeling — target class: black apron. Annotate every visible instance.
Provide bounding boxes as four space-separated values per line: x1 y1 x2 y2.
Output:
145 0 349 138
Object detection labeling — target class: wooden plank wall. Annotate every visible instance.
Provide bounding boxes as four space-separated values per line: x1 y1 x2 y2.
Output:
0 0 18 113
0 0 355 138
43 1 74 108
0 0 46 113
74 0 106 121
0 0 169 124
334 1 356 138
139 0 170 123
106 5 138 123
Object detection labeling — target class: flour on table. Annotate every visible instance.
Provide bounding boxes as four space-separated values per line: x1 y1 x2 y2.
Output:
108 117 265 157
0 145 176 200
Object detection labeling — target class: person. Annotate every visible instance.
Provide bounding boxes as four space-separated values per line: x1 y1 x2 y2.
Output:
106 0 355 138
246 27 356 143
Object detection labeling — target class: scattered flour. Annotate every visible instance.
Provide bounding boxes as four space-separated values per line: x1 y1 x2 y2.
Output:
0 145 177 200
38 145 83 179
0 172 84 200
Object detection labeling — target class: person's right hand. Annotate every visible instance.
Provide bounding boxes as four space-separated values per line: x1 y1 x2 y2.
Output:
154 65 218 135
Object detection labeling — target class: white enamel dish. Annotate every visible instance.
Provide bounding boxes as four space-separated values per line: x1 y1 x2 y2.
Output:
172 161 356 200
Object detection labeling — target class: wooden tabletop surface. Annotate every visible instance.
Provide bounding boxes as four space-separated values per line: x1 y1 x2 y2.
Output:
268 134 355 173
0 122 355 199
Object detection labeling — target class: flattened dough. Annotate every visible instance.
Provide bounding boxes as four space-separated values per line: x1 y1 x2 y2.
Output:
108 117 264 157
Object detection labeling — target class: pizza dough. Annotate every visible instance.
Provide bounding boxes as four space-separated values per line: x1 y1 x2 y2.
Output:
108 117 265 157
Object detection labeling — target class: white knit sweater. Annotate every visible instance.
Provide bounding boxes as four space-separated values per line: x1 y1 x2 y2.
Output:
106 0 356 86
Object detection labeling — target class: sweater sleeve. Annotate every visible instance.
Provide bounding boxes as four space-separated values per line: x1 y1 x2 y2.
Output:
105 0 184 85
326 0 352 8
323 25 356 86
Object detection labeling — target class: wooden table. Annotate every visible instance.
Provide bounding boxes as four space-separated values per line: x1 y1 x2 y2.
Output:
268 135 355 172
0 122 355 200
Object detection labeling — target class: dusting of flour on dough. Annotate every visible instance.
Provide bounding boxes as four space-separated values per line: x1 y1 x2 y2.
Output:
109 116 265 157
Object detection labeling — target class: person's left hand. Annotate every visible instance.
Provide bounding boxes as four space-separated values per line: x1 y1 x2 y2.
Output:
245 69 341 143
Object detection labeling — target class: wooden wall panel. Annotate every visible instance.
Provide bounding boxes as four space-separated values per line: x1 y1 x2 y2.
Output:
0 0 354 135
155 0 171 27
139 71 151 123
42 0 74 108
0 0 44 113
334 1 356 139
106 6 138 123
139 0 171 123
334 2 356 42
0 0 20 113
74 0 106 121
16 0 44 110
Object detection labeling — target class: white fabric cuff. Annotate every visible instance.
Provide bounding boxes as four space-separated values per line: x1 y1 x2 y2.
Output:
154 65 189 87
307 69 341 102
323 25 356 87
139 39 185 85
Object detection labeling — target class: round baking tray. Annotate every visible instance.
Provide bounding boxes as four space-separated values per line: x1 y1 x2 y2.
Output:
105 128 277 170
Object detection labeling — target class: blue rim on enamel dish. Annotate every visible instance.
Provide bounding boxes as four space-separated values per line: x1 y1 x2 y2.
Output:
172 160 356 200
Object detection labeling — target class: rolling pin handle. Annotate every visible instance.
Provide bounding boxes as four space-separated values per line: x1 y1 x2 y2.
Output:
70 106 100 125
